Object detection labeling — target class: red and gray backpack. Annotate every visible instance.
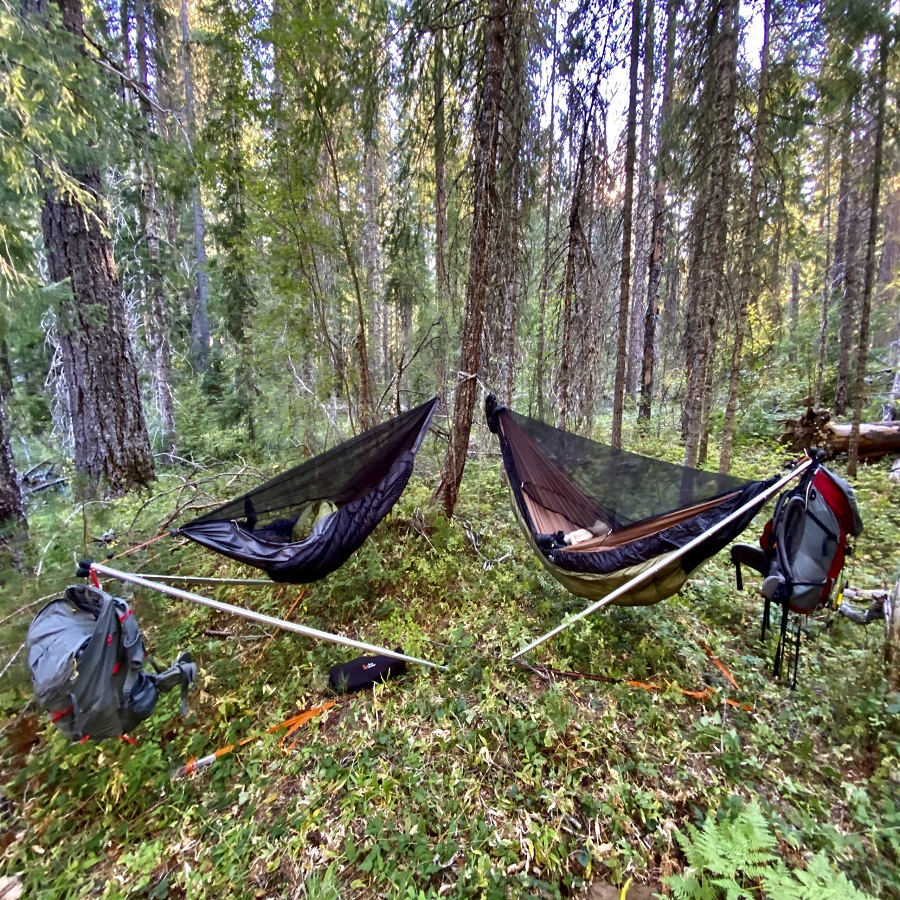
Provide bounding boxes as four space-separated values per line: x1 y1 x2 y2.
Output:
27 584 197 742
731 456 863 685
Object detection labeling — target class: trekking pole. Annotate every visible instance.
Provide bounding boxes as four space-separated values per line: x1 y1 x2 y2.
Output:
172 701 335 778
88 562 447 671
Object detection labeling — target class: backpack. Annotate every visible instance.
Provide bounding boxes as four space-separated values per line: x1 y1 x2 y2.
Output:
27 584 197 742
731 458 863 684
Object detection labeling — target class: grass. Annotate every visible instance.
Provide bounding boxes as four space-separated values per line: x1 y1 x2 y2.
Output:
0 436 898 898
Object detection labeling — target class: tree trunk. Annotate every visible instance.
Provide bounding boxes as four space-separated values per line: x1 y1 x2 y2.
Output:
42 172 156 493
556 102 592 432
848 30 889 477
318 109 376 431
835 123 864 416
0 343 26 564
814 128 833 408
788 258 800 355
432 0 507 518
610 0 641 448
684 0 738 468
626 0 655 398
557 95 598 428
500 0 526 407
38 0 154 494
886 577 900 694
534 1 557 421
135 0 176 457
876 186 899 350
180 0 210 371
638 0 676 428
433 25 450 407
719 0 769 473
363 139 383 384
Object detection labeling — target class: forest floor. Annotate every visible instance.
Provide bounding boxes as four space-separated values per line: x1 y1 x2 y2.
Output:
0 435 898 899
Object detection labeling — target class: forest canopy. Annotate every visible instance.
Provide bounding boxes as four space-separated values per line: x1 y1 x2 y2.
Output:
0 0 897 504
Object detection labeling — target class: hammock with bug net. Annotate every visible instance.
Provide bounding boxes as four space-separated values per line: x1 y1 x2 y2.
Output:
485 395 774 607
176 398 438 583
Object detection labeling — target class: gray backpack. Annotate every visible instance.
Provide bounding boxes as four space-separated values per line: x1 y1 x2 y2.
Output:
27 585 197 742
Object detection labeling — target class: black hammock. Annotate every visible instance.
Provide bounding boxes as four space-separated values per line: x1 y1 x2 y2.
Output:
485 396 773 606
177 398 438 583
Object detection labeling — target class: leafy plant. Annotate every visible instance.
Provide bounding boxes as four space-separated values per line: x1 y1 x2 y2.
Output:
664 799 875 900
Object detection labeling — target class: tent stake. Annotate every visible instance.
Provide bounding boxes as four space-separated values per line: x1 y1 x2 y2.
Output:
511 458 813 660
90 562 446 671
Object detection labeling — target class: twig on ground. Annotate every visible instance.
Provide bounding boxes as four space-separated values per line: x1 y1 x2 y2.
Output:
202 630 273 641
0 594 56 628
0 643 25 680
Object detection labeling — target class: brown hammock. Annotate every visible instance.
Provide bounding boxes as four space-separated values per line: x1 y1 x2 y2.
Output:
486 395 773 606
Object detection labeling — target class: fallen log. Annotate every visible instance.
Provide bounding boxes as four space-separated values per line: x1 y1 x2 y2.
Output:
838 599 885 625
837 588 887 625
24 477 66 494
780 408 900 459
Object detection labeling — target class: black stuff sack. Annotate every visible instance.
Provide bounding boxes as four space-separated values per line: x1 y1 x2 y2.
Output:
328 648 407 693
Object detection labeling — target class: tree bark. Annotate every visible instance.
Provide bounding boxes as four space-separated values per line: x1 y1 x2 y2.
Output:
556 100 592 431
835 122 864 416
433 26 450 313
626 0 655 398
611 0 641 448
432 0 507 518
500 0 526 406
814 128 833 408
886 577 900 694
42 170 156 493
318 108 376 431
848 29 889 477
683 0 738 468
0 342 26 563
433 25 450 406
136 0 177 457
534 1 557 421
38 0 154 495
363 138 383 383
638 0 676 428
719 0 770 473
180 0 210 371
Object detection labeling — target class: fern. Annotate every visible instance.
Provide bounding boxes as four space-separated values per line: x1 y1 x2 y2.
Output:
764 851 876 900
662 800 875 900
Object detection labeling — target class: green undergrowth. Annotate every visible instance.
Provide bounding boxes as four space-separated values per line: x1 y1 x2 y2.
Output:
0 439 898 898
